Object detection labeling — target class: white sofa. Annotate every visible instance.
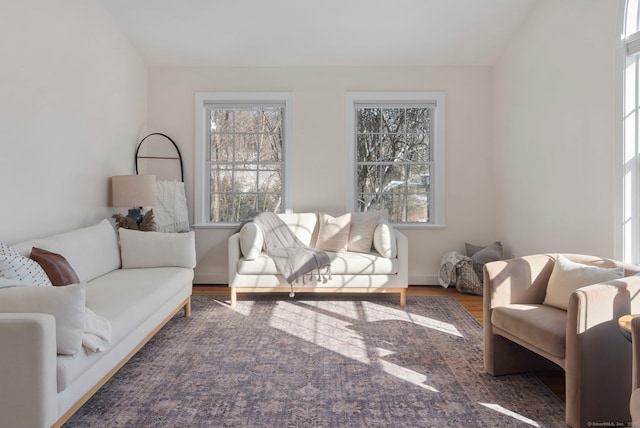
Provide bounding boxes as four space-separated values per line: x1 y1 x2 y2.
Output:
0 219 196 428
228 212 408 306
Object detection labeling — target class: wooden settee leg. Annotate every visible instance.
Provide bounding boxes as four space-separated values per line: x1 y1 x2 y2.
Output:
184 297 191 317
230 288 237 307
400 289 407 307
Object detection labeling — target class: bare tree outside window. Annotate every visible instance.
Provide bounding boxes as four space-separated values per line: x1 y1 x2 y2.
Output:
207 105 284 222
355 105 433 223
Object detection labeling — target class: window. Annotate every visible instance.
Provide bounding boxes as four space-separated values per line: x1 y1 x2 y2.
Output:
194 92 292 226
346 92 445 227
623 0 640 262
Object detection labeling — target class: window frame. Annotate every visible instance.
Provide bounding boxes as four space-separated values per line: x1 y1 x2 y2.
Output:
345 91 446 228
622 0 640 263
193 91 293 228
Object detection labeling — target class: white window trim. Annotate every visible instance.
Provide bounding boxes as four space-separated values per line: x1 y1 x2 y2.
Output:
193 91 293 228
345 91 446 229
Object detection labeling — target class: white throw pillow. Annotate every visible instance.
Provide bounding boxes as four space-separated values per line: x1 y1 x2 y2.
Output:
373 221 397 258
0 243 52 286
0 277 38 289
543 255 625 310
0 283 86 355
240 222 264 261
119 229 196 269
348 211 384 253
315 213 351 253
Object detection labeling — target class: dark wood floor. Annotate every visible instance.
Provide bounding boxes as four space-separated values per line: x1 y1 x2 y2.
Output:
192 284 565 402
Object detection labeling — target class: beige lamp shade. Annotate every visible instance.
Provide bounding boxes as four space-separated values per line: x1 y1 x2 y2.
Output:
111 174 156 207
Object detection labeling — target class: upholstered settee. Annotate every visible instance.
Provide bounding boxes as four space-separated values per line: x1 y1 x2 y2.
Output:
484 253 640 428
0 219 196 428
228 212 408 306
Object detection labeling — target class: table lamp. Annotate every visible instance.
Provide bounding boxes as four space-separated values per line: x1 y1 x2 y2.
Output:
111 174 156 225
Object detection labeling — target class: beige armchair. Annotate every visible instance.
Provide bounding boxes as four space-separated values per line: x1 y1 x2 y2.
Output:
484 254 640 428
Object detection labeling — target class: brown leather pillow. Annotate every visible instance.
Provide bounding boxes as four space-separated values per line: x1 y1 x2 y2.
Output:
30 247 80 286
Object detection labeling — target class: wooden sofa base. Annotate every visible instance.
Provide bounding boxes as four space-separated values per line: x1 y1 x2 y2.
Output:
230 287 407 307
52 296 191 428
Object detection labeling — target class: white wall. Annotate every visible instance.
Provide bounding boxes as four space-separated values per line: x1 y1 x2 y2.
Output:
0 0 147 243
493 0 620 258
148 66 496 284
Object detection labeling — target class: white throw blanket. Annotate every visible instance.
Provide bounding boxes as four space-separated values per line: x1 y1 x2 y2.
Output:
154 180 190 233
438 250 483 295
240 212 331 296
83 308 112 353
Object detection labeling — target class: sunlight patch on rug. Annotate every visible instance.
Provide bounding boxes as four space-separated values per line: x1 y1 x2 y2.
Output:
479 402 542 427
269 300 371 363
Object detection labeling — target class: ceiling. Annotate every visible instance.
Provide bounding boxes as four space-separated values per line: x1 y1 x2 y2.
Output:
98 0 537 67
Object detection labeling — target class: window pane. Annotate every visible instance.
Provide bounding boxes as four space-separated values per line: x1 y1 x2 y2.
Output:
211 110 234 133
357 108 381 133
259 133 282 162
235 110 259 133
210 166 233 193
257 193 282 213
357 135 381 162
235 134 259 162
258 166 281 192
382 108 404 133
210 133 234 162
234 169 258 193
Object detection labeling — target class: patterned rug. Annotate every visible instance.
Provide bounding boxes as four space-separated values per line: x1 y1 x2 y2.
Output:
64 295 566 427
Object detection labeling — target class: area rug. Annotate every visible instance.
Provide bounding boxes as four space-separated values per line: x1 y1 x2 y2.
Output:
64 295 566 427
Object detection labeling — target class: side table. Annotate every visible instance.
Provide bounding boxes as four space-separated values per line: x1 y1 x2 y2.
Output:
619 314 640 342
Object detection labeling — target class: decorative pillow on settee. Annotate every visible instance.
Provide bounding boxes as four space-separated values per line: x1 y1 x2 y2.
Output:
373 221 397 258
316 213 351 252
348 210 388 253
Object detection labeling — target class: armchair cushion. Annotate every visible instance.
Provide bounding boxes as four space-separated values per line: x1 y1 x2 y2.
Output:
491 303 567 359
543 255 624 310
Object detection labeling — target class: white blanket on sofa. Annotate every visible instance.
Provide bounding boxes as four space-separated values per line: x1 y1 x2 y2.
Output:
82 308 111 353
242 212 331 286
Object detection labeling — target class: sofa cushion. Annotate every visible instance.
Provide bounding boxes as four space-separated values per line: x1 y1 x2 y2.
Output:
373 221 397 258
348 211 382 253
0 243 52 286
29 247 80 286
55 267 193 392
119 229 196 269
276 213 318 246
316 213 351 252
491 303 567 358
543 255 625 310
12 219 121 283
238 251 399 275
0 283 85 355
240 222 264 260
